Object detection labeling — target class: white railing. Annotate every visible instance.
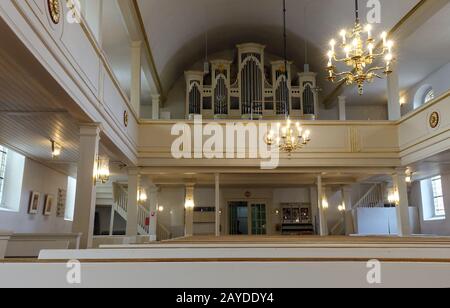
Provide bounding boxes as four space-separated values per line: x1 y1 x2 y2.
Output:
157 223 172 242
113 182 128 218
353 184 384 209
330 218 345 236
138 206 150 235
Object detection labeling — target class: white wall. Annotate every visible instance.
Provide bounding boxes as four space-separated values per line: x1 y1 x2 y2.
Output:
0 159 72 233
410 173 450 235
156 186 319 236
401 62 450 115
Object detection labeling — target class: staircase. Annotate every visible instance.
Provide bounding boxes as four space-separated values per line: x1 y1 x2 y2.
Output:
353 184 384 209
330 184 385 236
111 182 150 236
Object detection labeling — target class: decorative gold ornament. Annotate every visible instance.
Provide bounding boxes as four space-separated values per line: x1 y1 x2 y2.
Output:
326 0 394 95
123 110 129 127
429 112 440 129
47 0 61 24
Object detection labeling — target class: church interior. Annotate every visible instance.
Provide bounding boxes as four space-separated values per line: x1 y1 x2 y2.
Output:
1 0 450 288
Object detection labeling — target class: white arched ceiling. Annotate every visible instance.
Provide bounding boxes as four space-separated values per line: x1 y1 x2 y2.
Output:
137 0 420 105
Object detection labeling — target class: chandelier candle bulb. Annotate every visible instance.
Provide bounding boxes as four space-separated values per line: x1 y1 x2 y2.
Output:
365 24 372 40
340 30 347 45
381 32 388 46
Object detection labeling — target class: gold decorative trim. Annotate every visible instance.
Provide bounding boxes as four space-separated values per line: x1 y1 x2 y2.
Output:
124 110 129 127
47 0 60 24
429 111 440 129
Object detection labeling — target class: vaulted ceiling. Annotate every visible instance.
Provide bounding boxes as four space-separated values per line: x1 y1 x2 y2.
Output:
137 0 425 106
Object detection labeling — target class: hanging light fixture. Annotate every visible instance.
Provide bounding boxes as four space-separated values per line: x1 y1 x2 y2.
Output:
95 155 110 184
264 0 312 154
326 0 394 95
51 140 62 159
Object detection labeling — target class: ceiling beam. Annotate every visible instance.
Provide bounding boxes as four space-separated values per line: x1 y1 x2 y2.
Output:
322 0 443 108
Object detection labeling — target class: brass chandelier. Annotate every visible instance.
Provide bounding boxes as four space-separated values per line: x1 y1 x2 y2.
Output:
326 0 394 95
265 120 311 154
264 0 311 155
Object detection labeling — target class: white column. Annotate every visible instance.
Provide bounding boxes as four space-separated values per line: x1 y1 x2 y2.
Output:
152 94 161 120
148 185 159 241
338 96 347 121
72 124 101 249
109 206 115 236
317 175 328 236
387 62 401 120
185 184 195 237
126 168 139 237
215 174 220 237
393 169 411 236
131 41 142 116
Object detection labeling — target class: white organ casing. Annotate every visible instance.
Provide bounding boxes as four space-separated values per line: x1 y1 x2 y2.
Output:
185 43 318 120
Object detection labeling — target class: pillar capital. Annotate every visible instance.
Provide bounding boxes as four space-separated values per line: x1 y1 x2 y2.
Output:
131 40 142 48
79 123 102 137
151 94 161 102
128 167 141 176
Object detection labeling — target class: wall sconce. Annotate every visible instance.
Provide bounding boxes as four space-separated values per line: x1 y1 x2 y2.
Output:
275 209 280 215
338 204 345 212
388 189 400 206
399 96 406 106
137 187 148 203
322 198 329 210
51 140 62 159
185 199 195 209
158 205 164 212
95 155 110 184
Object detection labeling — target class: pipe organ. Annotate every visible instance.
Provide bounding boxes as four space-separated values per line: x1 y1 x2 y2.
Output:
185 43 318 120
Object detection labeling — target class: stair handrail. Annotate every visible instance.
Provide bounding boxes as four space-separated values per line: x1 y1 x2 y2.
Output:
137 205 150 235
112 182 128 214
157 222 172 242
353 184 384 209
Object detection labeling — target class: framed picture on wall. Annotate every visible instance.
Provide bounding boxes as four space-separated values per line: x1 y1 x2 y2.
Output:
56 189 66 218
28 192 40 214
43 194 55 216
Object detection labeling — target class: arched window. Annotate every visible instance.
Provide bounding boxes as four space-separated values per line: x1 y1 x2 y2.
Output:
424 89 435 104
413 85 434 110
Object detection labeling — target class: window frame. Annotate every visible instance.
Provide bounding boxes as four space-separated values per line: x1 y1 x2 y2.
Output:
0 146 8 205
431 176 445 218
424 89 435 104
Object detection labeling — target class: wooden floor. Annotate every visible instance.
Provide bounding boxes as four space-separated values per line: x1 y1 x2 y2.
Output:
164 235 450 245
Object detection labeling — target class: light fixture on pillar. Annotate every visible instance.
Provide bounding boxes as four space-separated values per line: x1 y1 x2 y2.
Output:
399 96 406 106
51 140 62 159
338 204 346 212
405 169 413 184
388 189 400 206
158 205 164 212
137 187 148 204
326 0 394 95
95 155 110 184
185 198 195 209
322 198 329 210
